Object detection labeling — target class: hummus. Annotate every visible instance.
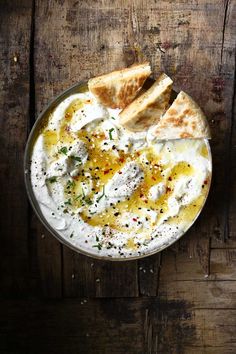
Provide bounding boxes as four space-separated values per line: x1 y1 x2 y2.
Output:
30 91 211 258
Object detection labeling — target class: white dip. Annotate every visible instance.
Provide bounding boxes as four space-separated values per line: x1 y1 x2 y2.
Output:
30 91 211 258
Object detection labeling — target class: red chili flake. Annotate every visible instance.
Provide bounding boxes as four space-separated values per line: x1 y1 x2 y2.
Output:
119 157 125 163
166 187 172 193
86 100 91 103
118 171 123 174
136 152 140 156
204 180 208 185
152 176 156 181
140 194 144 198
144 200 148 204
132 218 137 222
168 176 172 181
104 170 110 175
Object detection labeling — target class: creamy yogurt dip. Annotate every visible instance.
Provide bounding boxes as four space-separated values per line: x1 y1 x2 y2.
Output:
30 91 211 259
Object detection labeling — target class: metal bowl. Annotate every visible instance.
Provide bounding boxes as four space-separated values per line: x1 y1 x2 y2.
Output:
24 81 212 261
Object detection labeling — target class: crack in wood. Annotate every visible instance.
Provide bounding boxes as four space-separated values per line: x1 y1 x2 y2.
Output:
29 0 35 131
220 0 230 67
224 55 236 242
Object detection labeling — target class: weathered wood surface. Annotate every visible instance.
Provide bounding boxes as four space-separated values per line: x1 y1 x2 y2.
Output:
1 299 236 354
0 0 32 297
1 0 236 353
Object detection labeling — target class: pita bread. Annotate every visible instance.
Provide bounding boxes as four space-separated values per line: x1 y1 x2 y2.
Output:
153 91 211 139
119 73 173 131
88 63 151 109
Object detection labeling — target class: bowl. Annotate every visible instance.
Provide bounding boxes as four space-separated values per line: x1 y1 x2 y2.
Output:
24 81 212 261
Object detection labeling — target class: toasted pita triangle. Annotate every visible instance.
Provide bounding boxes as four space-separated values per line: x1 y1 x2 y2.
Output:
88 63 151 109
119 73 173 131
153 91 211 139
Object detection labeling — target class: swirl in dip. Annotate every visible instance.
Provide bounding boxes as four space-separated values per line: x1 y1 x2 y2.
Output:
31 91 211 258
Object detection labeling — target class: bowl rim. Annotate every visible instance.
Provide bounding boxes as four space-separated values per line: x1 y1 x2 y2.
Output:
24 81 212 261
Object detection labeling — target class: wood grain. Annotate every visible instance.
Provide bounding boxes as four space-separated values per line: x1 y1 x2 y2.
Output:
1 298 236 354
62 251 139 297
32 0 236 299
160 247 236 282
1 0 236 353
0 0 32 296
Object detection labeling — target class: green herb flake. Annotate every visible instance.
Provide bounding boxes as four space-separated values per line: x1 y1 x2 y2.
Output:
70 232 74 238
81 187 85 198
92 243 102 250
48 176 57 183
71 155 82 164
66 179 75 189
111 116 116 120
84 197 93 205
109 128 114 140
59 146 68 155
74 194 82 201
64 198 72 206
96 185 105 203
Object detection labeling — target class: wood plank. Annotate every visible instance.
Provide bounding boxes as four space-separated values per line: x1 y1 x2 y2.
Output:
159 279 236 308
227 1 236 244
31 0 64 298
1 299 236 353
63 251 138 297
35 220 62 298
0 0 32 296
138 254 161 296
211 0 236 247
210 248 236 280
160 247 236 281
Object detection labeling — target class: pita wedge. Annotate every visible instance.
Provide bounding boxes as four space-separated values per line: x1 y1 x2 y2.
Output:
88 63 151 109
119 73 173 132
153 91 211 139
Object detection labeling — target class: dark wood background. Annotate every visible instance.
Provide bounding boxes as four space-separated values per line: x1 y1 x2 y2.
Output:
1 0 236 353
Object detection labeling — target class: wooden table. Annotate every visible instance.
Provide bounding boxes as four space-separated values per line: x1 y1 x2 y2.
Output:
1 1 236 353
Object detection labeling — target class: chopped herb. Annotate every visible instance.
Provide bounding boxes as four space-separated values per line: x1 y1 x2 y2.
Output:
92 243 102 250
84 197 93 205
109 128 114 140
74 194 82 201
97 185 105 202
67 179 75 188
70 232 74 238
48 176 57 183
111 116 116 120
70 155 82 164
59 146 68 155
64 198 72 205
81 187 85 198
